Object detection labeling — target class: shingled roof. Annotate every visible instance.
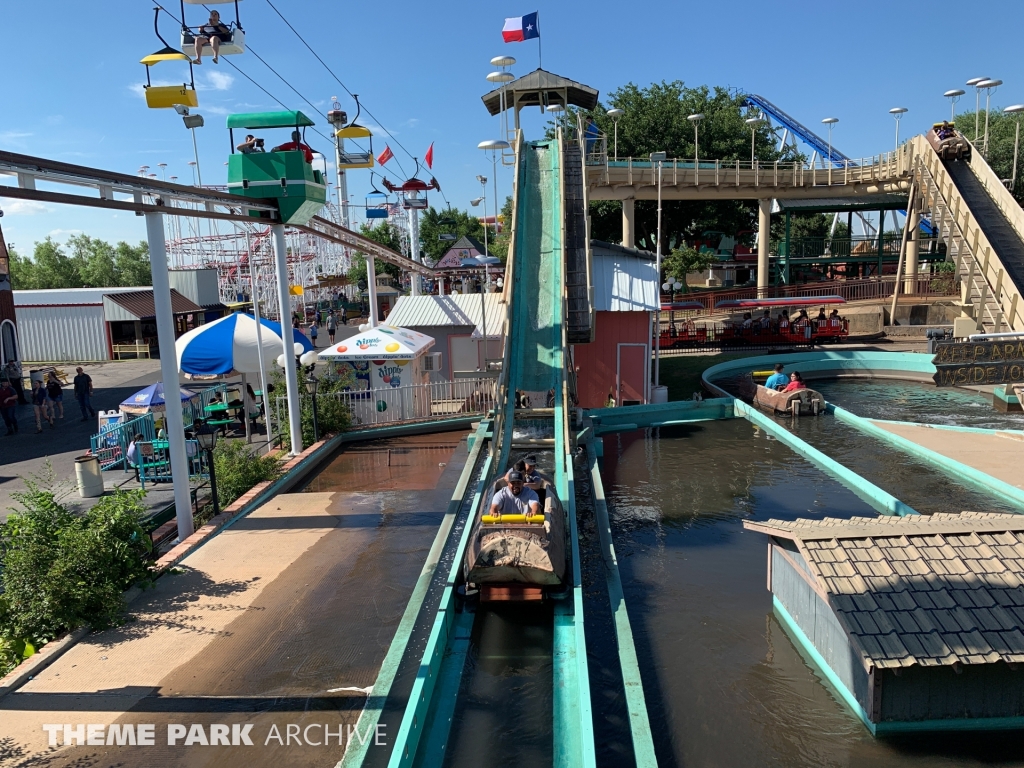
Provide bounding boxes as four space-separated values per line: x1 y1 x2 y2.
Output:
744 513 1024 669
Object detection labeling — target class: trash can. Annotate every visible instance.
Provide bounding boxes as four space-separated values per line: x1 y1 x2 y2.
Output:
651 385 669 404
75 455 105 498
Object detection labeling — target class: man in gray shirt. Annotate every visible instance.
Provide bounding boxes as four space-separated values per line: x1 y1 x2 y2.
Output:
489 471 541 520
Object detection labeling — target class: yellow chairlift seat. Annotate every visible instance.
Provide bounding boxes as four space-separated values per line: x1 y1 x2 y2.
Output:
336 125 374 169
140 47 199 109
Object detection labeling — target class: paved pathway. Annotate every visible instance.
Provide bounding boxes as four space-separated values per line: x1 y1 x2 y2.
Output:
0 434 465 767
870 420 1024 491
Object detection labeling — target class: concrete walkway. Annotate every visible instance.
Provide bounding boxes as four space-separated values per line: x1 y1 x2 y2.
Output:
869 420 1024 491
0 434 466 767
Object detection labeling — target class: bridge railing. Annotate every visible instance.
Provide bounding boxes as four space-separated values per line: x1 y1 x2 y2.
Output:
662 275 958 319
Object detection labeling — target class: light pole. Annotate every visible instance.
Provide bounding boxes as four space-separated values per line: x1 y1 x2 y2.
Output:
607 108 624 161
822 117 839 184
650 151 666 394
745 116 763 166
967 77 989 142
889 107 908 153
305 375 319 443
478 140 510 247
945 89 965 123
471 188 488 258
196 421 220 517
979 79 1003 156
687 114 703 184
1004 105 1024 192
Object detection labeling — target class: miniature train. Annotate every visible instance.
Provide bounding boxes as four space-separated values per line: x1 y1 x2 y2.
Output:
658 318 849 350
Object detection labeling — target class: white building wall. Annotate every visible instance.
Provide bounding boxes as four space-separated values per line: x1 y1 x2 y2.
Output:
14 305 109 362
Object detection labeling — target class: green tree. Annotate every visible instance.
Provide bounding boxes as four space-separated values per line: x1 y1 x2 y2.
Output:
68 234 117 288
565 81 799 248
662 245 718 292
488 195 514 263
347 221 403 285
418 206 484 264
955 108 1024 205
7 247 37 289
29 238 83 289
113 241 151 286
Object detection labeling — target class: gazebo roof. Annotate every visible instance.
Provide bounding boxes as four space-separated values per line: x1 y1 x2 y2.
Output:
481 68 599 116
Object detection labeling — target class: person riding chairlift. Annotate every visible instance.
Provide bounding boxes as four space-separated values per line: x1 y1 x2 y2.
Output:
192 10 231 65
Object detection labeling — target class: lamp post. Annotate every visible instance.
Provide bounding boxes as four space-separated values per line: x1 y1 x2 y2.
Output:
650 151 667 393
607 108 624 161
277 344 318 444
945 89 965 123
745 116 763 166
889 107 908 153
1004 105 1024 192
478 140 510 244
967 77 989 142
822 117 839 184
475 175 489 258
196 421 220 517
305 375 319 443
687 114 703 184
978 79 1003 156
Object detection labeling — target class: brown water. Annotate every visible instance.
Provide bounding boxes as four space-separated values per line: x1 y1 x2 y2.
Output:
603 420 1024 767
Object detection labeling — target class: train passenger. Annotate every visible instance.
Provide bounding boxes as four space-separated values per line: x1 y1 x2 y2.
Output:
759 310 772 329
273 131 315 163
192 10 231 65
778 310 790 331
741 312 753 330
783 372 807 392
816 308 827 326
793 309 810 327
765 363 788 390
489 471 541 520
829 309 843 328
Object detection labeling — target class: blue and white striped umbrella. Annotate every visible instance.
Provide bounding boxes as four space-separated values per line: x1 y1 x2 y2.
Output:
175 313 313 377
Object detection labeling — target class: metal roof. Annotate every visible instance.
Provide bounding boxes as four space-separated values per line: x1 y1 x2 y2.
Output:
481 69 599 116
14 286 141 306
103 289 202 321
745 512 1024 669
775 194 908 213
386 294 505 338
591 241 658 312
226 111 315 129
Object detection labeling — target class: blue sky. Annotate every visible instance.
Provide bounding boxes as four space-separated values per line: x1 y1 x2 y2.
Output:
1 0 1021 253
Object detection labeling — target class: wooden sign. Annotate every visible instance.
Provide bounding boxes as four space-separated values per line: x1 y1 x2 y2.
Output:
932 340 1024 387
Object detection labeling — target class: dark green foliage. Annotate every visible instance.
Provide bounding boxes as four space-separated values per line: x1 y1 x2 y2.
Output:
954 108 1024 205
8 236 150 290
272 364 353 451
347 221 403 284
0 486 153 652
662 245 718 292
419 206 485 264
211 440 283 508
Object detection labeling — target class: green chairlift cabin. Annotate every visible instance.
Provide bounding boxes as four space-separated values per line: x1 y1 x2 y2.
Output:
225 110 327 226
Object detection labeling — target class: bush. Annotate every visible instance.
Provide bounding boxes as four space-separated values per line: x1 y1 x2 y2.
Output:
212 439 282 508
0 486 153 654
272 364 353 451
930 260 958 294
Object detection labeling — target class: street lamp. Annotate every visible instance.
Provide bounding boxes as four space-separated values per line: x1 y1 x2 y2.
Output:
607 108 624 161
687 114 704 183
650 150 667 392
305 375 320 443
889 107 908 152
822 117 839 183
478 140 510 251
978 79 1003 156
967 77 989 142
196 421 220 517
744 116 763 166
944 89 965 123
1004 104 1024 192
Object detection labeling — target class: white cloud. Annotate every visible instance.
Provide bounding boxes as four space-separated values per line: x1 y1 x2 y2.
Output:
201 71 234 91
48 229 84 238
4 200 52 216
0 131 32 142
202 104 231 115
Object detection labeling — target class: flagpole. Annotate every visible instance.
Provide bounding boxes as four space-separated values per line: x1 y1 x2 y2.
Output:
537 12 542 69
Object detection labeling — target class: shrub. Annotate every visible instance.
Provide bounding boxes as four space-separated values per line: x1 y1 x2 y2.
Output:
212 439 282 508
0 486 153 652
930 260 958 294
271 364 353 451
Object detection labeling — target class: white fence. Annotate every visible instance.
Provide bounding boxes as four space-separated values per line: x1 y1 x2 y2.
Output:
275 377 497 432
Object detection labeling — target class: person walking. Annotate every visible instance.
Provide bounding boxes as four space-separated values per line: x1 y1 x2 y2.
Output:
31 379 52 432
0 379 18 435
326 311 337 344
309 319 319 348
46 372 65 420
4 359 27 404
73 366 97 421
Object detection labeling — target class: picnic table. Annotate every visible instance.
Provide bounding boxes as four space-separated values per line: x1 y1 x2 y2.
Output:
204 402 238 433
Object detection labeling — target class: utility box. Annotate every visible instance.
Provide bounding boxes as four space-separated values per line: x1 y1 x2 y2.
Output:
952 316 978 338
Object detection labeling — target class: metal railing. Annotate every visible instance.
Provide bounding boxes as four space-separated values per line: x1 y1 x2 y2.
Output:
90 412 156 471
664 275 959 319
138 439 208 489
274 377 497 433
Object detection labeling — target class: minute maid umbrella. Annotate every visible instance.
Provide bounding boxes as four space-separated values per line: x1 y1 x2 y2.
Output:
175 313 314 377
120 382 200 415
317 325 435 361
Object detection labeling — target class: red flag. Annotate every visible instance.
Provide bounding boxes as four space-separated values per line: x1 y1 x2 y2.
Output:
424 142 434 169
376 144 394 166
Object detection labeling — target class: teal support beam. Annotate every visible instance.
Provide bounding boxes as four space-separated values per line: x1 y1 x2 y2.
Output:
585 441 658 767
734 399 918 516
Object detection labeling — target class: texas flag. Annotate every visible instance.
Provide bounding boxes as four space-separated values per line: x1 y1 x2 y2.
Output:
502 12 540 42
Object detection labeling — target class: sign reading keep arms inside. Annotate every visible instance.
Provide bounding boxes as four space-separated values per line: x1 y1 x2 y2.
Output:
932 340 1024 386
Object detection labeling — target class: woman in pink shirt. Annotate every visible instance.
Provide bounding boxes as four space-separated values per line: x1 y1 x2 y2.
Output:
783 372 807 392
